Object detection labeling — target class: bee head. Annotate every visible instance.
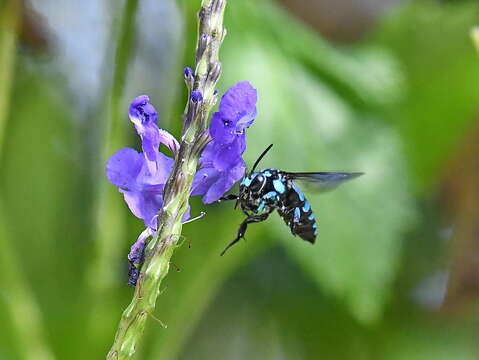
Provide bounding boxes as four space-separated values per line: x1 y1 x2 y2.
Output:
234 144 273 209
240 172 266 198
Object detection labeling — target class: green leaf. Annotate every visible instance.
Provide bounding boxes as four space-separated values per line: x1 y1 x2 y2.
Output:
226 0 405 109
379 318 478 360
0 60 91 359
372 0 479 192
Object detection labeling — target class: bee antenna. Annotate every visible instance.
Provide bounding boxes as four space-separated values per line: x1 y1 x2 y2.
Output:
250 144 273 174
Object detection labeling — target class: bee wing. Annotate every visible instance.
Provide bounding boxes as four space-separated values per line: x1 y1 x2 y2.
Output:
283 172 363 192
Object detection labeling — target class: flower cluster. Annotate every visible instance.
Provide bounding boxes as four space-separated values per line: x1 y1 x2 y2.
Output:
192 81 257 203
106 81 257 284
105 95 178 230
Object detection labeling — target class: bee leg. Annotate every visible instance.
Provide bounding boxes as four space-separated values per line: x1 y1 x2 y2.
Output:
218 194 238 201
220 214 269 256
220 223 247 256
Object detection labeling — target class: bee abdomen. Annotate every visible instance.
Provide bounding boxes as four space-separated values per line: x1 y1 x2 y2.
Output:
278 184 318 244
292 202 317 243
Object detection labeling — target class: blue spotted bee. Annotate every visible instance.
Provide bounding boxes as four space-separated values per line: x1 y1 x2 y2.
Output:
219 144 363 255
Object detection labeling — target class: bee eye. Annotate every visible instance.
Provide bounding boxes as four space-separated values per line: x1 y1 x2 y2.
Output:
249 177 263 192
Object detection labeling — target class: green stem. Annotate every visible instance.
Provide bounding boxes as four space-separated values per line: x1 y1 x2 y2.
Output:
0 2 55 359
106 1 227 358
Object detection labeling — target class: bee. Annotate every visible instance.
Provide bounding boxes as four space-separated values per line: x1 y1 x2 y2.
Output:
219 144 363 255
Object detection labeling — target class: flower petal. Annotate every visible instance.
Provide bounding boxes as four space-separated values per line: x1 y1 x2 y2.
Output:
106 148 143 190
193 160 246 203
138 152 174 187
129 95 158 127
158 129 180 156
212 136 246 171
129 95 161 174
218 81 257 126
209 81 257 145
203 175 228 204
121 188 164 229
209 112 235 144
191 167 219 197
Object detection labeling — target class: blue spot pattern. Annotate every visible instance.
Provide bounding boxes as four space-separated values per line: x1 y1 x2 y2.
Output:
256 201 265 213
264 191 277 199
292 184 305 201
241 177 253 187
294 207 301 221
303 201 310 212
273 179 286 194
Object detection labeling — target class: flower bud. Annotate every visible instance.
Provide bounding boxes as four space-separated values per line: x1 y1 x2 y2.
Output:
190 90 203 103
183 67 194 89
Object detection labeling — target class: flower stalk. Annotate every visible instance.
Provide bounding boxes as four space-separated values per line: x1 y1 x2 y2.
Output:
106 0 227 358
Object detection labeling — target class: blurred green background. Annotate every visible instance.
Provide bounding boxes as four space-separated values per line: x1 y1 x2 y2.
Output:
1 0 478 359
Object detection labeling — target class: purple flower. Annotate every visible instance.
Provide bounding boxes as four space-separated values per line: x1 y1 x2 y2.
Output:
106 95 179 229
106 81 257 228
183 67 194 79
106 78 257 287
209 81 257 145
192 81 257 203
